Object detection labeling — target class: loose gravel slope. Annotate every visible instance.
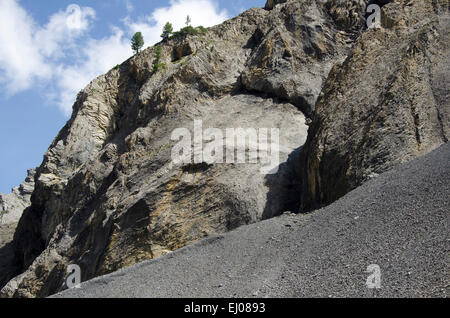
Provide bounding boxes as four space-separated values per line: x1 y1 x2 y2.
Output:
55 143 450 298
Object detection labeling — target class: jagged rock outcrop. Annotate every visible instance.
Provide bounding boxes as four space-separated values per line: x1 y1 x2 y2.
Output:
242 0 371 116
264 0 288 10
0 0 371 298
0 169 36 225
297 0 449 210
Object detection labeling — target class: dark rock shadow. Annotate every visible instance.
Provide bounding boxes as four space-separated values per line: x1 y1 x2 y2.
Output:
261 146 303 220
0 241 19 290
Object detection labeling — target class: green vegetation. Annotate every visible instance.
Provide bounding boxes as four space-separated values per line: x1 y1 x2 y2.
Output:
131 32 144 54
154 16 208 72
161 22 173 40
157 62 167 71
113 64 120 70
152 46 164 73
172 25 206 38
197 26 207 33
160 16 207 41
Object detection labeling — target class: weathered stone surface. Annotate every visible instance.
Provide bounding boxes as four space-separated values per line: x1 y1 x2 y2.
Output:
0 172 35 297
264 0 288 10
2 0 447 298
297 0 450 211
0 169 36 225
243 0 369 116
53 143 450 298
1 2 336 298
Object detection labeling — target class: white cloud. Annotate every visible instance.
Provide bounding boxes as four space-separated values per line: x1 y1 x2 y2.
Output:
55 27 132 115
125 0 229 49
0 0 51 93
35 4 96 59
0 0 95 95
0 0 230 115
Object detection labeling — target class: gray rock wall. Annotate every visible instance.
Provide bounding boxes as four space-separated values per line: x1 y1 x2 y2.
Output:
0 169 36 225
297 0 449 210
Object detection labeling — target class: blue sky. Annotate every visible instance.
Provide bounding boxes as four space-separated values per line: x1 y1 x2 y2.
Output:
0 0 264 193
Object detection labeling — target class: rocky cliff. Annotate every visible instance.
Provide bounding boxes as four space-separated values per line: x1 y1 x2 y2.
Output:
0 0 448 298
54 143 450 298
0 169 36 225
297 0 450 210
0 223 17 289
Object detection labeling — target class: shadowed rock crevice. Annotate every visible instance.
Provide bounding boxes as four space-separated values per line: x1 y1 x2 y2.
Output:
262 146 303 220
297 0 450 212
182 163 213 174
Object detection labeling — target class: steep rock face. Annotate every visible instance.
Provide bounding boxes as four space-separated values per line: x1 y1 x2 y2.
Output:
0 170 35 288
0 223 17 288
0 169 36 225
243 0 370 116
297 0 450 210
0 0 369 298
264 0 288 10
